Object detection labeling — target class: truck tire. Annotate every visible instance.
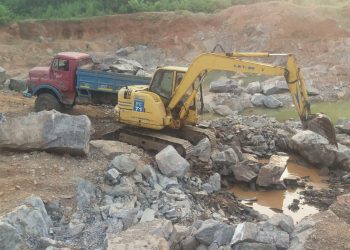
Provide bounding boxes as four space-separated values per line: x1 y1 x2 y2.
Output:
35 93 62 112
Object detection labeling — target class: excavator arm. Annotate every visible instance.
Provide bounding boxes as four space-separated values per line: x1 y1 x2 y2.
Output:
167 52 337 146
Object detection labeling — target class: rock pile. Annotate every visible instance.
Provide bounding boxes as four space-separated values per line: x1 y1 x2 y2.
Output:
206 74 321 116
0 196 52 250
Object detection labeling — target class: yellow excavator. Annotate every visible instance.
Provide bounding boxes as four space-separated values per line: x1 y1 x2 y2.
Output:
113 50 337 157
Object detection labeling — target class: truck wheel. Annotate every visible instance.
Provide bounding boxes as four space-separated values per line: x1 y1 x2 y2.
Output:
35 93 62 112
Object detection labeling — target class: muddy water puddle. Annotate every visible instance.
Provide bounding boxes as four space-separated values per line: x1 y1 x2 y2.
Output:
231 157 329 222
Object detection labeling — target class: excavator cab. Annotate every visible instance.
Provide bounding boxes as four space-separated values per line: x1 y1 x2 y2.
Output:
148 67 201 124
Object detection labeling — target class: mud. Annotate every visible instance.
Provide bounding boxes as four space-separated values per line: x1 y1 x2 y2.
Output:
231 156 329 222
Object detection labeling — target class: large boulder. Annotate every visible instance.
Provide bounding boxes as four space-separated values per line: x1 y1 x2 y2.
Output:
251 93 266 106
116 47 136 56
0 111 91 155
211 148 241 166
256 223 290 250
336 119 350 135
290 210 350 250
263 96 283 109
232 159 260 182
266 214 294 234
106 219 175 250
109 153 140 174
194 219 227 246
289 130 350 168
90 140 140 159
256 155 289 186
0 66 6 84
156 145 190 177
231 222 259 246
9 78 27 92
213 105 234 116
246 81 261 94
329 193 350 224
262 77 289 95
192 138 212 162
209 78 239 93
0 196 52 250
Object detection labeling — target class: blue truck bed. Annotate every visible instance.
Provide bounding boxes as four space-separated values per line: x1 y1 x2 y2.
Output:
76 68 151 104
76 68 151 92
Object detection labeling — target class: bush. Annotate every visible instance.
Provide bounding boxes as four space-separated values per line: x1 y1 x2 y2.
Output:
0 0 262 21
0 4 12 24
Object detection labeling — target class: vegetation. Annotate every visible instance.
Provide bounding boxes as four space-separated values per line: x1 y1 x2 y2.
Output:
0 0 257 23
0 0 346 24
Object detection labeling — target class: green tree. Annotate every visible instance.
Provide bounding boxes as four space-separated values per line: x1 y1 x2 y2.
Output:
0 4 12 24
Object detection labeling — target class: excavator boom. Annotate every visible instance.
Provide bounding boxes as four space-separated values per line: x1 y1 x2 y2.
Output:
114 51 337 157
166 52 337 146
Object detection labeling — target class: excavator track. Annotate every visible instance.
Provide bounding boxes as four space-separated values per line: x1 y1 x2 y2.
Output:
112 127 194 158
164 125 217 147
102 125 216 158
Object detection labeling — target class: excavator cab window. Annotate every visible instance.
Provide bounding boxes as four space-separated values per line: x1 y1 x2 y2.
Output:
149 69 174 100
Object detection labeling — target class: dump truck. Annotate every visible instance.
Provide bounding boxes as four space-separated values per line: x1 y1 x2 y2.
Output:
25 52 151 111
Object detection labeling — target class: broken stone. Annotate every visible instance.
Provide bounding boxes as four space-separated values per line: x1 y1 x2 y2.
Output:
106 168 120 183
0 196 52 249
246 81 261 94
289 130 350 168
232 160 260 182
109 153 139 174
0 66 6 84
194 219 227 246
90 140 139 159
231 222 259 246
208 173 221 192
256 223 290 249
336 122 350 135
75 179 97 210
9 78 27 92
193 138 212 162
116 46 136 56
213 105 234 116
266 214 294 234
251 93 266 106
232 242 277 250
140 208 156 223
212 148 240 165
256 155 289 186
329 193 350 224
106 219 175 249
181 236 199 250
0 111 91 155
209 78 238 93
156 145 190 177
263 96 283 109
262 77 289 95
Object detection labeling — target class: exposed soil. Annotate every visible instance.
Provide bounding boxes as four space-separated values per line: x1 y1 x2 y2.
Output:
1 1 350 87
0 90 115 214
1 2 350 248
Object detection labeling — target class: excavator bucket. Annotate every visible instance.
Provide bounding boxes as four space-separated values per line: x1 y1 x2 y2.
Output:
303 113 338 147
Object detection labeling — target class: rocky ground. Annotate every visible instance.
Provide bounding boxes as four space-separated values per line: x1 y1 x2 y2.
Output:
1 1 350 249
1 87 350 249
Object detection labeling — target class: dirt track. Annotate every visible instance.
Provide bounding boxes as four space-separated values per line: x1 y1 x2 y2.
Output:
0 91 117 214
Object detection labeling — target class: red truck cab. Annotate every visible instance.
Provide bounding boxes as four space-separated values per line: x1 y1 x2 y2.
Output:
27 52 92 111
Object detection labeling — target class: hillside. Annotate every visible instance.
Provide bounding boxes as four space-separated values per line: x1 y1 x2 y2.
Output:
0 1 349 86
